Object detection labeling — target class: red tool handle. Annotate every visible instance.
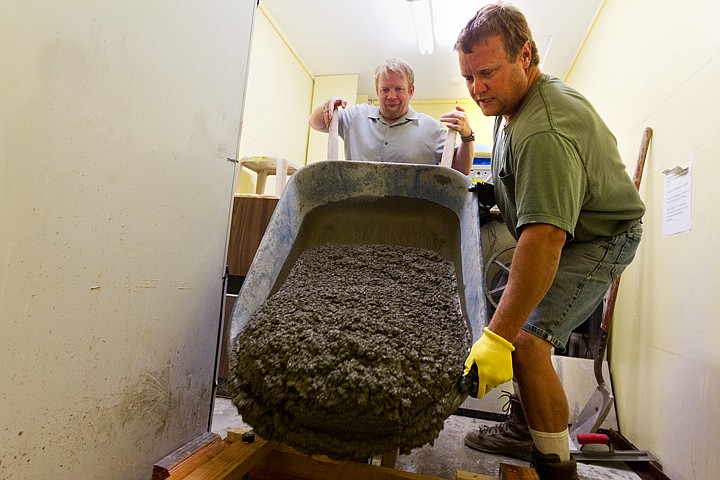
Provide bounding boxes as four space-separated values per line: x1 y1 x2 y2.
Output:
577 433 610 446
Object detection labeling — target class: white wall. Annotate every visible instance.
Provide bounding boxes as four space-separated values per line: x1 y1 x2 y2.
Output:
567 1 720 478
0 1 255 478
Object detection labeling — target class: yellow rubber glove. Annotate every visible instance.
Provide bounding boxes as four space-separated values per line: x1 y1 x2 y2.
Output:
463 327 515 398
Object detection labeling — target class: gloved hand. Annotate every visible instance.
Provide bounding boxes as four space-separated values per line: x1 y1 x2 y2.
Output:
463 327 515 398
468 181 496 212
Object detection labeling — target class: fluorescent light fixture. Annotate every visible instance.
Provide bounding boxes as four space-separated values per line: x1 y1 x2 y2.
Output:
407 0 434 55
432 1 488 48
535 34 553 68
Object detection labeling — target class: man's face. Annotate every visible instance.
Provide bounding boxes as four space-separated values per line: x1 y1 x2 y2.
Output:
376 71 414 122
458 35 531 120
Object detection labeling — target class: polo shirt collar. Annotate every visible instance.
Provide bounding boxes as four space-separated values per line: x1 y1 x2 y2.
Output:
369 105 420 125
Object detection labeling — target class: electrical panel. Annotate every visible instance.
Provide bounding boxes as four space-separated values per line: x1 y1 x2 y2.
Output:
469 155 491 184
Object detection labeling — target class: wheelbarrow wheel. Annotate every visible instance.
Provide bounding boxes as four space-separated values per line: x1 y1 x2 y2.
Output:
484 244 515 310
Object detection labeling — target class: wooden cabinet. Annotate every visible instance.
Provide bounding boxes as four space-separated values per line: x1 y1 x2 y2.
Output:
226 195 279 277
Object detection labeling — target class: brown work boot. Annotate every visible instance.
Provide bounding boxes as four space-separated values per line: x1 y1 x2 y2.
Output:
531 446 579 480
464 392 533 461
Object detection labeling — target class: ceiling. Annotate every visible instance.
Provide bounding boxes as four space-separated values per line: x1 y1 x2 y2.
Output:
259 0 603 101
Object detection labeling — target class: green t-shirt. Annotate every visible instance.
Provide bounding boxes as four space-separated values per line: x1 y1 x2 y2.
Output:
492 74 645 242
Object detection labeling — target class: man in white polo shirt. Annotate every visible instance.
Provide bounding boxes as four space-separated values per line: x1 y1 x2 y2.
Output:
309 57 474 174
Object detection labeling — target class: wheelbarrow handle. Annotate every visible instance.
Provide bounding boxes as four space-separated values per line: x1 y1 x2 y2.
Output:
458 363 480 397
440 129 457 168
327 108 339 160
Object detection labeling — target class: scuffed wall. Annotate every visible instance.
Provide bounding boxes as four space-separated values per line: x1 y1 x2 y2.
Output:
0 1 256 478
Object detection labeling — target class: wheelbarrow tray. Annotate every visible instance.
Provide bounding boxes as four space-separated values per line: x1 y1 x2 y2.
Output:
228 160 488 347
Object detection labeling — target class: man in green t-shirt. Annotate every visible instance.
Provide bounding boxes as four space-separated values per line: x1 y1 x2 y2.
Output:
454 4 645 480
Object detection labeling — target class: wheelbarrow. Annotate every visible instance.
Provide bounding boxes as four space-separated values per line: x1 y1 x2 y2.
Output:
226 144 486 459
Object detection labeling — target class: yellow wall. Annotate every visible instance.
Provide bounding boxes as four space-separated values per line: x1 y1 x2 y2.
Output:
236 6 314 194
410 99 495 151
567 1 720 478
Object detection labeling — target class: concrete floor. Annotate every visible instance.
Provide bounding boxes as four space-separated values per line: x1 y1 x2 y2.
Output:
211 396 643 480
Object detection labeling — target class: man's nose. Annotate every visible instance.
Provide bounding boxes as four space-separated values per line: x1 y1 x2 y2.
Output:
470 79 487 97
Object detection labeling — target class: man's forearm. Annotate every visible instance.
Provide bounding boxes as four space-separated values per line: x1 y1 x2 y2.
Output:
309 104 329 132
453 142 474 175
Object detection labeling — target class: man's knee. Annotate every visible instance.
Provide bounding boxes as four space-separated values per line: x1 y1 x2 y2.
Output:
512 330 553 373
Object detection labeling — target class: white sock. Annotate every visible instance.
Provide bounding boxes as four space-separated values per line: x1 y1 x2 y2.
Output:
529 427 571 462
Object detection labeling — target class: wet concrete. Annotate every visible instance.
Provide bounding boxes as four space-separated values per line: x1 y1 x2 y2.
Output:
229 243 470 460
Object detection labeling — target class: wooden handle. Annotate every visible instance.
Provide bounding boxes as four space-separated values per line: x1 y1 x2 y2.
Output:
440 129 457 168
601 279 621 331
633 127 653 189
327 110 339 160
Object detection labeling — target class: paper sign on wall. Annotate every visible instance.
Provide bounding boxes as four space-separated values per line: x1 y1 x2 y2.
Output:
662 165 691 236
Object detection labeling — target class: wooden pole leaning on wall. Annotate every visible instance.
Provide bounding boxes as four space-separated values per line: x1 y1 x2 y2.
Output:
601 126 653 347
633 127 653 190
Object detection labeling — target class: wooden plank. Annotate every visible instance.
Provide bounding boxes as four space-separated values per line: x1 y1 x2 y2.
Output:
163 441 228 480
248 449 443 480
456 471 496 480
180 437 277 480
224 427 253 444
153 432 224 480
498 463 539 480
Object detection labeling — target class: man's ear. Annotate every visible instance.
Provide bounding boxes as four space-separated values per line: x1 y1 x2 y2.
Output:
522 41 531 66
409 85 415 97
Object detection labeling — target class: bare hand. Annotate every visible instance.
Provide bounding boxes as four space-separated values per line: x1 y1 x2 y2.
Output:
440 105 472 138
322 96 348 127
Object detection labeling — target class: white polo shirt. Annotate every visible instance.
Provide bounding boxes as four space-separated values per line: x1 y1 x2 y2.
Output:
334 104 446 165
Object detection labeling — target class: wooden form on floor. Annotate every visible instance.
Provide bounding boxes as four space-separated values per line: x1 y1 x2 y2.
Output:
457 472 497 480
153 432 276 480
152 432 226 480
457 467 537 480
498 463 540 479
152 430 540 480
250 445 445 480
